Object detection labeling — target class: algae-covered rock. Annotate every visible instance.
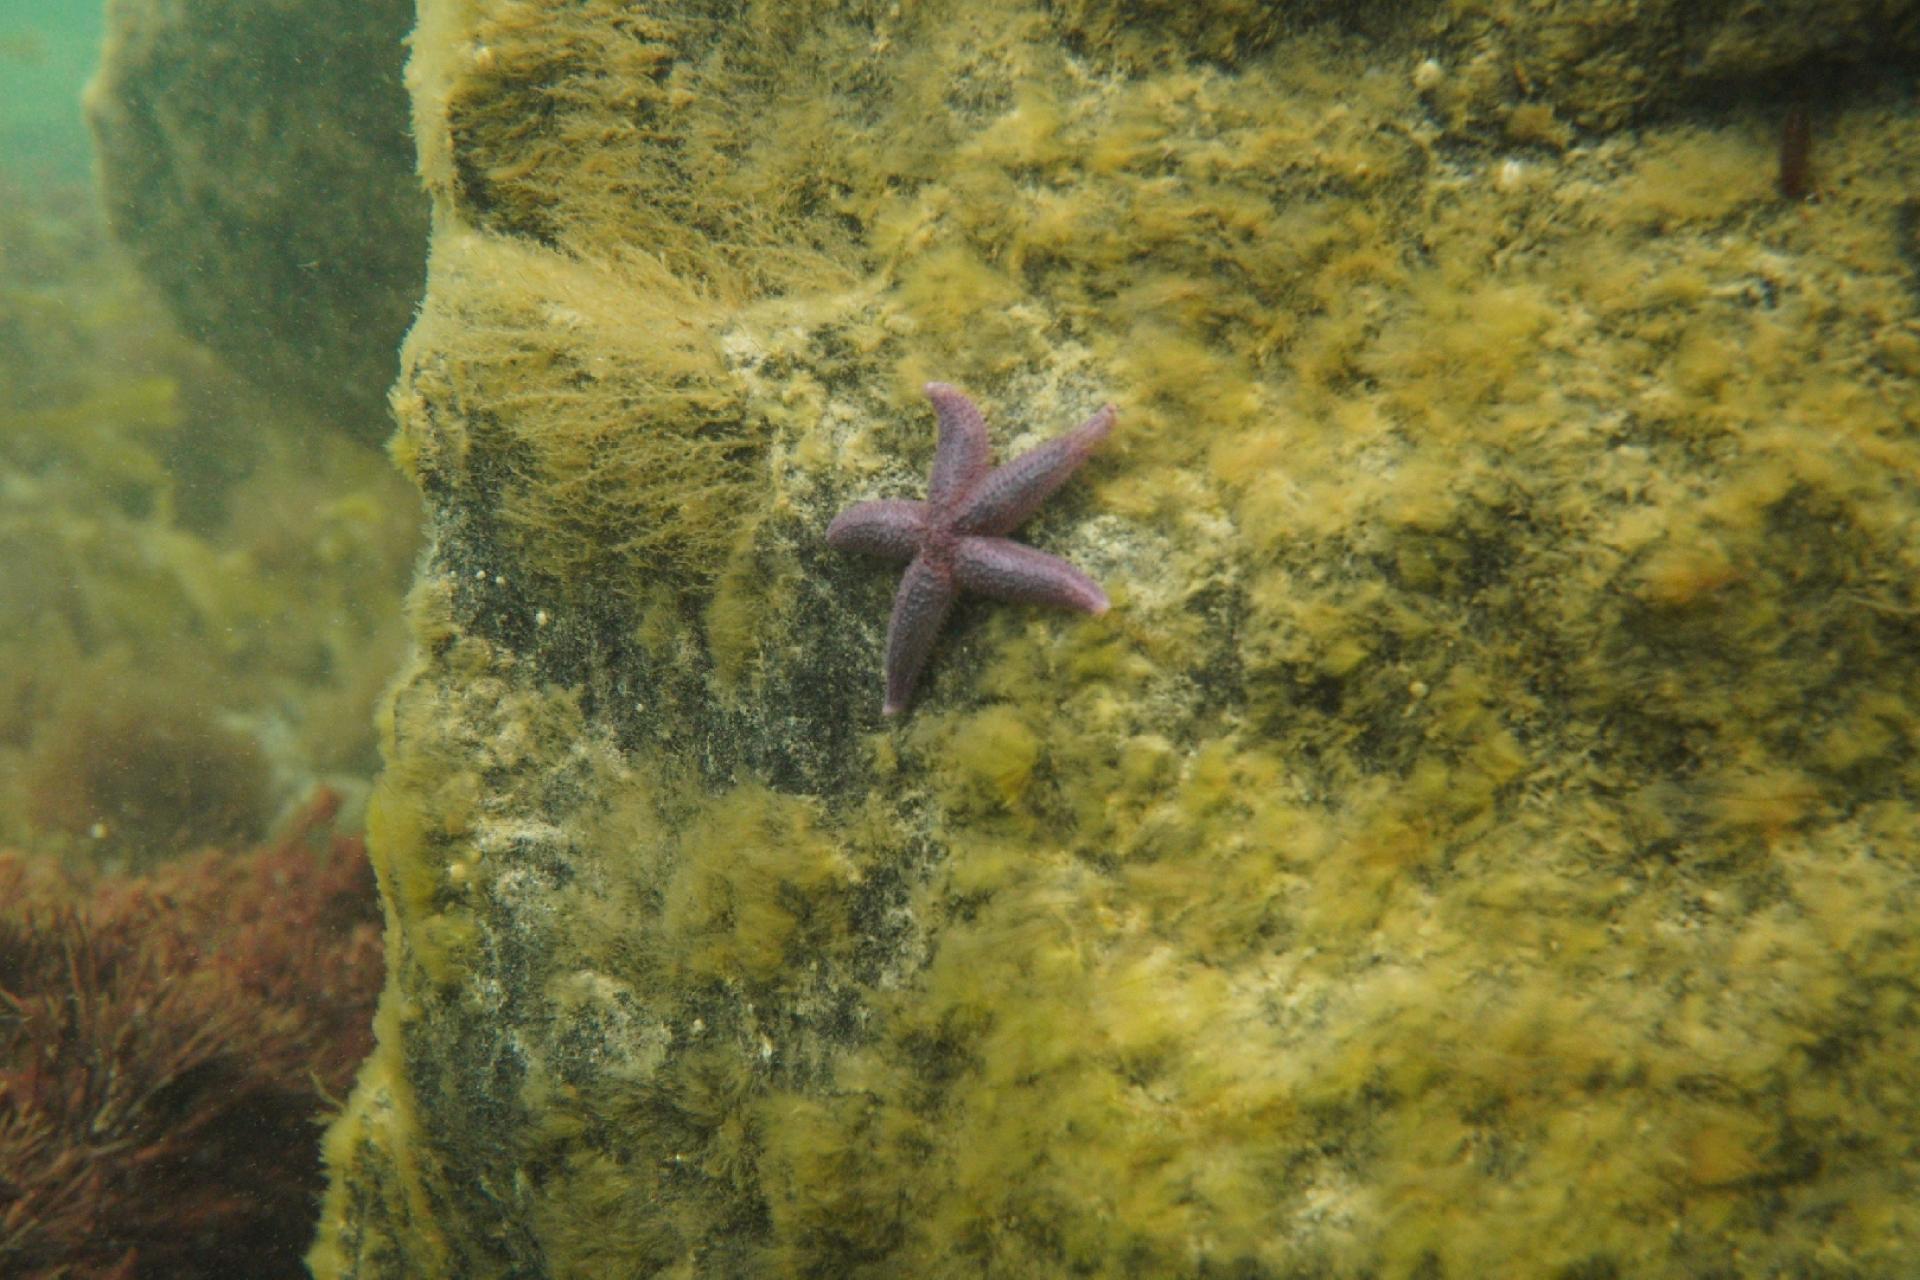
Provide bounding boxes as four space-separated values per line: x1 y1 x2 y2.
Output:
314 2 1920 1276
86 0 425 438
1419 0 1920 132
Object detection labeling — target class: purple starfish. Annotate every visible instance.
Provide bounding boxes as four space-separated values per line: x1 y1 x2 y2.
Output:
826 382 1117 716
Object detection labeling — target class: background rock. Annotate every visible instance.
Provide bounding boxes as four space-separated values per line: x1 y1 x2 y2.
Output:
86 0 425 439
313 2 1920 1276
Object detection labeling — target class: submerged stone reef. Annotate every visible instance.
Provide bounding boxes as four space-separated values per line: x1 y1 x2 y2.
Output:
314 2 1920 1276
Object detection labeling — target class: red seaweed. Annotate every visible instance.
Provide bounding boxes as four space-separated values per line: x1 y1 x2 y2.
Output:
0 789 381 1280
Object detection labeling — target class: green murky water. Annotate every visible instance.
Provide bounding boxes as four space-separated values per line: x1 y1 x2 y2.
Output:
0 0 102 179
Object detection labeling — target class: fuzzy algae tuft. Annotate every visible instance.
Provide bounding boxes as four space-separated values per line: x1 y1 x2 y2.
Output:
392 230 762 595
317 1 1920 1276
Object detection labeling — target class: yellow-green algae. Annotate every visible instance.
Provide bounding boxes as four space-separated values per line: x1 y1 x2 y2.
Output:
316 1 1920 1276
0 183 420 863
1423 0 1920 132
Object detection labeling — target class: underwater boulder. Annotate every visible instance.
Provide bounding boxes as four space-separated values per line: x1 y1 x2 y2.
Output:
312 2 1920 1277
86 0 426 440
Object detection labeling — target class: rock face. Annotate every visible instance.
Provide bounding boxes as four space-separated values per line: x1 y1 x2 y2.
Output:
87 0 425 439
313 2 1920 1276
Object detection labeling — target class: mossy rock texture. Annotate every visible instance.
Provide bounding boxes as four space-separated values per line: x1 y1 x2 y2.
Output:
87 0 426 439
313 3 1920 1277
1415 0 1920 132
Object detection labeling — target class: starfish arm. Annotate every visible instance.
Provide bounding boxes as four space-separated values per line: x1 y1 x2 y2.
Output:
955 403 1116 536
954 535 1109 614
923 383 993 509
883 555 958 716
825 499 928 561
